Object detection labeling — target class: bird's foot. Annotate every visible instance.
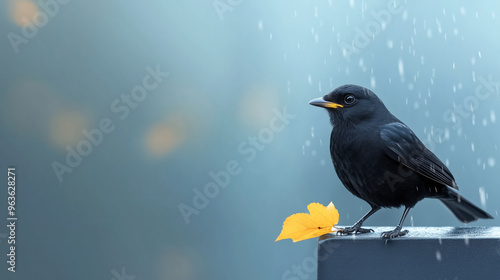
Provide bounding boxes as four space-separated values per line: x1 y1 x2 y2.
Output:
338 226 374 235
381 228 408 239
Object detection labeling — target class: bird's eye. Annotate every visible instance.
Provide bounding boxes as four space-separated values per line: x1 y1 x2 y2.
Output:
344 94 356 105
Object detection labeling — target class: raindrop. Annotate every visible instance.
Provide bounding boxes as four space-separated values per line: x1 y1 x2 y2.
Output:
258 20 263 30
387 40 394 49
436 251 442 262
427 28 432 38
479 187 487 208
471 142 475 152
398 58 405 82
436 18 442 33
490 110 496 123
305 140 311 146
370 76 376 88
311 127 315 138
487 157 495 167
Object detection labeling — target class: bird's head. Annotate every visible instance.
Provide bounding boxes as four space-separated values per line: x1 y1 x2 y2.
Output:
309 84 391 126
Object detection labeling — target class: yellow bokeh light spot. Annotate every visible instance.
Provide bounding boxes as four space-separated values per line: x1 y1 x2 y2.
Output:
8 0 39 27
50 112 88 149
158 251 195 280
238 84 280 129
145 115 185 157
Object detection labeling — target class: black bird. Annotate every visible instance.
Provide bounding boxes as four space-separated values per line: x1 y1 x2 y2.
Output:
309 84 493 238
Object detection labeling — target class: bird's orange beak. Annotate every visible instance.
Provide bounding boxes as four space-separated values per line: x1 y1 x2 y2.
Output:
309 97 343 109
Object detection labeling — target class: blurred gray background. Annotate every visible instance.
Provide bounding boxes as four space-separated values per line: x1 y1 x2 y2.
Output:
0 0 499 279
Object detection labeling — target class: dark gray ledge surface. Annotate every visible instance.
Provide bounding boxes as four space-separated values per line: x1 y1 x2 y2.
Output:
317 227 500 280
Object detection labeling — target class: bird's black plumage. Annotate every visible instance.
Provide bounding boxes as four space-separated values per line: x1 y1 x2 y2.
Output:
310 84 493 238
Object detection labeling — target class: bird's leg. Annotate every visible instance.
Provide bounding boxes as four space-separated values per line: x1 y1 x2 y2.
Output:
340 206 380 235
381 207 411 239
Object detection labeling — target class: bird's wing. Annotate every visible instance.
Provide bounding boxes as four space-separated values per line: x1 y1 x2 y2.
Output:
379 122 458 189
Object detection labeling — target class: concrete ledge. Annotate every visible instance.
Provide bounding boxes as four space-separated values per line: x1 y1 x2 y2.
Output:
317 227 500 280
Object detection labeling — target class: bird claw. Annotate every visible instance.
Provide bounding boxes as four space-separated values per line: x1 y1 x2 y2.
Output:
339 226 374 235
381 228 408 239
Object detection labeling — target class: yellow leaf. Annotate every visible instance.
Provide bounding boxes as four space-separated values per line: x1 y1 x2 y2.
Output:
276 202 340 242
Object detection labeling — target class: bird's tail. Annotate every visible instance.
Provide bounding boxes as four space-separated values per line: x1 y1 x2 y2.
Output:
437 187 493 223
